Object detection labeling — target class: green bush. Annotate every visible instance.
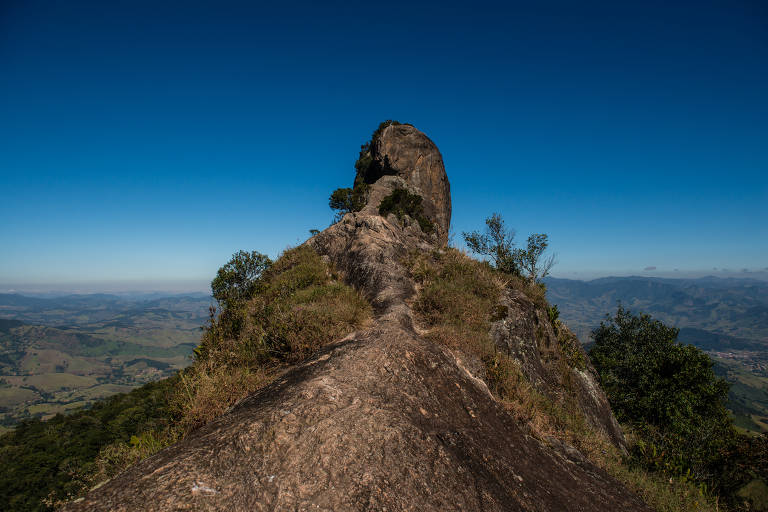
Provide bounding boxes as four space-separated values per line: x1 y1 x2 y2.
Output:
589 306 735 485
211 250 272 308
378 188 434 233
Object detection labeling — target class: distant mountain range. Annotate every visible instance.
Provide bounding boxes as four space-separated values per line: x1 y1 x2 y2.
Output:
545 275 768 433
0 292 210 326
545 275 768 348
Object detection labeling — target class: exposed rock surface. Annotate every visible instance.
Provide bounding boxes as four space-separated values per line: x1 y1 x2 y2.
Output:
356 123 451 243
67 123 647 512
66 326 648 512
490 290 625 448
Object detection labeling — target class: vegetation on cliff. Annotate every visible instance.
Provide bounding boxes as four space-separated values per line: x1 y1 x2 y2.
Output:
457 212 766 511
405 246 725 512
353 119 407 185
1 122 763 511
407 247 595 439
175 245 370 432
329 120 409 222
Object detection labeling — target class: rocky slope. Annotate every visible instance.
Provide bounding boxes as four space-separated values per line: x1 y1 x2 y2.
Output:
66 124 650 511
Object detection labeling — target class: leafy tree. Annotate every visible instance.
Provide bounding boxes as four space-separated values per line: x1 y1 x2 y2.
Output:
462 213 519 275
589 306 733 479
211 250 272 308
514 233 556 284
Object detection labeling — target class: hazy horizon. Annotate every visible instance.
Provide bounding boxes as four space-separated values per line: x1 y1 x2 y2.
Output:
3 268 768 297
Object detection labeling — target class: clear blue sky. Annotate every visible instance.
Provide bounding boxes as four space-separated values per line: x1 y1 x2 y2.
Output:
1 0 766 291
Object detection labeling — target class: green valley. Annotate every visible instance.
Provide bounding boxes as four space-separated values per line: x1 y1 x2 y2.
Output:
0 294 211 429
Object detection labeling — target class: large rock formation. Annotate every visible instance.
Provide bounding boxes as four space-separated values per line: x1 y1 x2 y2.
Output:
355 123 451 243
66 123 649 512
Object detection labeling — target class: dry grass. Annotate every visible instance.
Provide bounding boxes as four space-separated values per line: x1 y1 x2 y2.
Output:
172 245 371 433
409 248 502 347
407 247 721 512
609 461 719 512
408 249 570 436
173 361 273 432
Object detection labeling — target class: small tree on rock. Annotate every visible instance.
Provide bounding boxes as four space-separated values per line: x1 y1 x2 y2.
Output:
462 213 519 275
514 233 556 284
378 188 434 233
329 183 368 222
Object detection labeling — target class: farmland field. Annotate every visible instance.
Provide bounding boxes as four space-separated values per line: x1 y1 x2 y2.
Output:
0 293 212 427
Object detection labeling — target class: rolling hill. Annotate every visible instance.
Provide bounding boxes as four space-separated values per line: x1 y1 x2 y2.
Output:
0 293 211 429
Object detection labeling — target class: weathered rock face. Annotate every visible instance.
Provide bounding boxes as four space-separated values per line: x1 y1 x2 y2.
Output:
491 289 625 448
66 124 644 512
356 123 451 243
312 198 430 326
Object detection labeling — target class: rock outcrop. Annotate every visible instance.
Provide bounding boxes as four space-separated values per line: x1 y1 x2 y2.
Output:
67 123 648 512
491 290 626 448
355 123 451 243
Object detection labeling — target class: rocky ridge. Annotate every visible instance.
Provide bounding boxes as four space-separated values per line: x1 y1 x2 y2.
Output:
67 124 649 511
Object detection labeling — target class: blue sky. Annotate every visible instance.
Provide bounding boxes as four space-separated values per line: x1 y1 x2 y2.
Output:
1 0 766 291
